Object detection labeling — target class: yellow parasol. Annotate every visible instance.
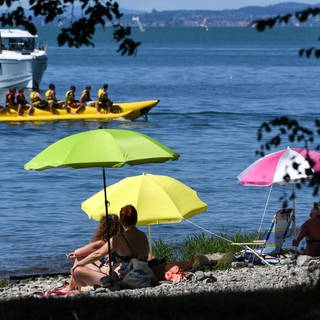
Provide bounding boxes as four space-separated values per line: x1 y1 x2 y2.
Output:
82 173 208 253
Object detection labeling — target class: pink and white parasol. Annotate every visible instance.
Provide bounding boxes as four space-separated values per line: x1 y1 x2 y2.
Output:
238 147 320 186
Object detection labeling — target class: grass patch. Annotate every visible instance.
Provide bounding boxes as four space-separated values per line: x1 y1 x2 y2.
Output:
0 279 9 288
152 239 174 261
151 231 257 269
181 232 256 261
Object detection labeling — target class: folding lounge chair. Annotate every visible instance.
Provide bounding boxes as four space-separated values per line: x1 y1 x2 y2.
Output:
232 209 295 264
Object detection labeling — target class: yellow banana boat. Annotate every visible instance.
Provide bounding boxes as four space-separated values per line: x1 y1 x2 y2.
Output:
0 99 159 122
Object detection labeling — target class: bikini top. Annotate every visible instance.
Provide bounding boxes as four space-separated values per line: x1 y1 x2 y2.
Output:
112 232 147 262
111 252 132 263
97 235 132 267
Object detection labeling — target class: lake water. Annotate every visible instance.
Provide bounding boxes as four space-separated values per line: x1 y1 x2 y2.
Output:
1 26 320 277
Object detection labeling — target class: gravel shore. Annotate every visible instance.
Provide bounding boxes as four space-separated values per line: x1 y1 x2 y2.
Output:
1 255 320 301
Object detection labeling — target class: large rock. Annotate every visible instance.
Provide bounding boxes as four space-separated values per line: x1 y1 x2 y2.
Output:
192 254 211 270
205 253 225 261
296 255 313 266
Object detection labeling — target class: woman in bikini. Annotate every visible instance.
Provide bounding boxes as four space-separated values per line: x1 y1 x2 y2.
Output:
71 205 149 289
63 214 122 292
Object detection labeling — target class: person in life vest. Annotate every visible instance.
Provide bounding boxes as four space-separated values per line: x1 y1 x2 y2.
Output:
96 83 113 114
5 87 18 112
45 83 64 113
79 85 93 106
65 85 85 114
16 88 34 116
29 86 48 110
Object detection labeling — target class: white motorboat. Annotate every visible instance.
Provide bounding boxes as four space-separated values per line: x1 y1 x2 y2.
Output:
0 29 47 88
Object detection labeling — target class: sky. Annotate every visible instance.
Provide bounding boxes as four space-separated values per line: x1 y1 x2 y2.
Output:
120 0 320 11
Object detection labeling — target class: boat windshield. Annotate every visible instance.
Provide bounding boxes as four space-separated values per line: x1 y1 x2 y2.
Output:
0 37 35 52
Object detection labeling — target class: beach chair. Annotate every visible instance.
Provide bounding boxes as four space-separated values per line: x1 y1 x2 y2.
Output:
261 209 294 255
233 208 295 264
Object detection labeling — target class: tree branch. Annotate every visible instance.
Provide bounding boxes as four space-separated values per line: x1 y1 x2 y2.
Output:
253 6 320 58
0 0 140 55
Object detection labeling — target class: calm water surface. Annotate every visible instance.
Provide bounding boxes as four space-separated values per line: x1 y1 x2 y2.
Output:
1 27 320 277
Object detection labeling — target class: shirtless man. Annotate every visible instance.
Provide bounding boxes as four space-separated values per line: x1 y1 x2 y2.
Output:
293 204 320 256
5 87 18 112
79 85 93 106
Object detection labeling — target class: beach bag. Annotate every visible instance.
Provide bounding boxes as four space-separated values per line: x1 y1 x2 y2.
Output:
121 258 155 289
100 271 120 288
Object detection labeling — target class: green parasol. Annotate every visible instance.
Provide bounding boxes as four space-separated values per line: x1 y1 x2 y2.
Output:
24 128 179 282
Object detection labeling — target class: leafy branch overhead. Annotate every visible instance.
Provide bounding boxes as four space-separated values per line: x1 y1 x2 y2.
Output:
0 0 140 55
253 7 320 204
253 6 320 58
256 116 320 200
257 117 315 157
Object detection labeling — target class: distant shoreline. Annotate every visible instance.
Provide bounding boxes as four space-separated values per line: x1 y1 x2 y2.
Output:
29 2 320 28
119 3 320 28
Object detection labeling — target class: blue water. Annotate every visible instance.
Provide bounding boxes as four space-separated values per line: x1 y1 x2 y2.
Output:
1 26 320 277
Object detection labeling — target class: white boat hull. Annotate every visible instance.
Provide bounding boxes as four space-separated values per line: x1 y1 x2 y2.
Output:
0 52 47 88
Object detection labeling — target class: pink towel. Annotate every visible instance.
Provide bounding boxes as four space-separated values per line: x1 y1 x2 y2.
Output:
33 287 74 297
165 265 189 282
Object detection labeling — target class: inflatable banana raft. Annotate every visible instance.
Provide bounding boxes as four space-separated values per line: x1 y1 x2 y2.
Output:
0 99 159 122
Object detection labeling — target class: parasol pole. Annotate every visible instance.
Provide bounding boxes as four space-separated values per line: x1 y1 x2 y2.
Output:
103 167 113 284
148 225 153 257
292 183 298 257
292 183 296 213
292 183 296 238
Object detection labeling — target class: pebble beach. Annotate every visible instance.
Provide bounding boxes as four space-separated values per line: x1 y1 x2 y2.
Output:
1 256 320 301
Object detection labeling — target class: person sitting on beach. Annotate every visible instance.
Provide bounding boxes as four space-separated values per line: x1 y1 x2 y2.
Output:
293 203 320 256
29 86 49 110
79 85 93 106
65 85 85 114
63 214 123 292
5 87 18 112
45 83 64 113
71 205 149 289
16 88 34 116
96 83 113 114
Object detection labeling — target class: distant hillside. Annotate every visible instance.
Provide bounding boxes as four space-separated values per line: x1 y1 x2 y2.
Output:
121 2 320 27
12 2 319 28
236 2 316 15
